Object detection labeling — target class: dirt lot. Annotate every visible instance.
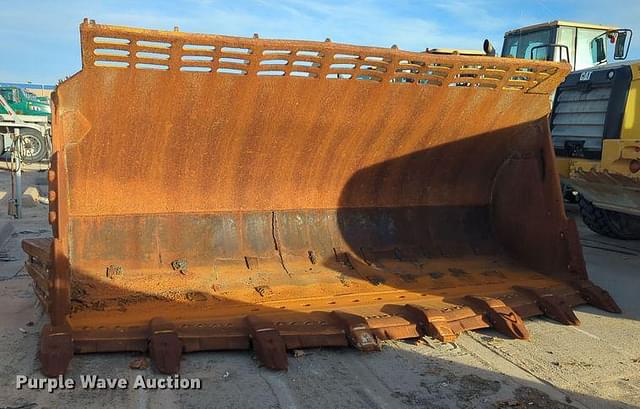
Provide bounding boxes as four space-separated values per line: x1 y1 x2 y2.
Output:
0 166 639 409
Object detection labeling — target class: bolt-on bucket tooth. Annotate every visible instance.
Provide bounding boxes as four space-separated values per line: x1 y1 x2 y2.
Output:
39 324 74 377
148 318 183 374
21 20 620 374
464 296 530 340
332 311 381 352
572 280 621 313
246 315 289 370
513 286 580 325
403 305 458 343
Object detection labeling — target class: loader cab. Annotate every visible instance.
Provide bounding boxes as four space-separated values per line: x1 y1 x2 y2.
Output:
502 21 632 70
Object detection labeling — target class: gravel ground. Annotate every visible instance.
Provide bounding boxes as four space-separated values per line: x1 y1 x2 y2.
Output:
0 166 638 409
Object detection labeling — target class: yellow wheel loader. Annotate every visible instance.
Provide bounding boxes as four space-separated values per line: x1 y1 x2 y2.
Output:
500 21 640 239
552 61 640 239
23 19 621 376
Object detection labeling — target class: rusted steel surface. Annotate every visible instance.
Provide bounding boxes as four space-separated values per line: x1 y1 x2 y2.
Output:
23 238 52 311
22 19 622 375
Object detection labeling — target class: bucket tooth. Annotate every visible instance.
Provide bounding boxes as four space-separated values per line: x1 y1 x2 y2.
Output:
148 318 183 374
572 280 621 313
39 324 74 377
332 311 380 352
403 304 457 343
513 286 580 325
464 296 530 340
245 315 288 370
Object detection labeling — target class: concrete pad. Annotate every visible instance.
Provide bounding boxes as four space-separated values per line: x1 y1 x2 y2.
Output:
0 221 15 249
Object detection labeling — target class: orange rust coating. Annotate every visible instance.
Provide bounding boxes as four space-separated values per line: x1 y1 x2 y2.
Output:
32 21 611 371
58 22 570 216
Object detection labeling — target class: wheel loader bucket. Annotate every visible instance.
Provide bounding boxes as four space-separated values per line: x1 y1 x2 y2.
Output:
24 20 620 376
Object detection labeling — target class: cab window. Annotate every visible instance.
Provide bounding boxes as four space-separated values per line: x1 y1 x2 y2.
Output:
576 28 607 70
502 28 554 60
556 26 576 66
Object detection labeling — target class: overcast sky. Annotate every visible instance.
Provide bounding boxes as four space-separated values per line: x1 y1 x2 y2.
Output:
2 0 639 84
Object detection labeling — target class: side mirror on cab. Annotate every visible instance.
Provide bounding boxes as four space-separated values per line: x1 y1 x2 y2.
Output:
612 29 632 60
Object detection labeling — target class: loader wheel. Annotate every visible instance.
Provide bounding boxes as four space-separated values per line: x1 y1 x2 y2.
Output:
19 128 48 164
578 195 640 240
561 182 578 203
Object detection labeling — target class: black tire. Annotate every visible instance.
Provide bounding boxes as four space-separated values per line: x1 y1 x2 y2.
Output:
19 128 48 164
578 195 640 240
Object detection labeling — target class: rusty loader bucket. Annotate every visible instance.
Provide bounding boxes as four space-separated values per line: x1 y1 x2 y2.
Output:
23 20 621 376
